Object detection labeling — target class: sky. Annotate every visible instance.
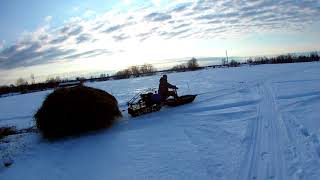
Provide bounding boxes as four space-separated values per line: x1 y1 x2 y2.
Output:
0 0 319 85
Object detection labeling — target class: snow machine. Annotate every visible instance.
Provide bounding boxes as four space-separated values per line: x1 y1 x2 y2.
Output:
127 88 162 117
127 88 197 117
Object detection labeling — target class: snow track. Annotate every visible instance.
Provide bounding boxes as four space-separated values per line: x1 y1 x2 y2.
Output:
238 82 288 180
239 76 320 180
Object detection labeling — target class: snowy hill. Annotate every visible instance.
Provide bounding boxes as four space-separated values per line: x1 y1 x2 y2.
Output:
1 62 320 180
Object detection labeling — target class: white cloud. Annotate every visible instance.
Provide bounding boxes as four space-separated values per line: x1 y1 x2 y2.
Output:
121 0 131 5
83 10 97 18
72 6 80 12
151 0 161 6
68 16 82 23
0 40 4 50
44 16 52 23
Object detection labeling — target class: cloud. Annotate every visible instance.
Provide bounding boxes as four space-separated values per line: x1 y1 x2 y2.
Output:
192 0 214 11
59 24 83 36
112 34 130 41
83 10 96 18
145 12 172 22
162 28 193 39
171 2 192 12
45 16 53 23
196 12 239 20
103 24 126 33
0 0 319 70
174 23 190 29
50 35 69 44
121 0 131 5
0 42 76 68
72 6 80 12
64 49 110 59
68 26 83 36
38 48 76 64
151 0 161 6
76 34 92 44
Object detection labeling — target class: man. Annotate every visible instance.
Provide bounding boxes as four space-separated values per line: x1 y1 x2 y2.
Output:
158 74 178 101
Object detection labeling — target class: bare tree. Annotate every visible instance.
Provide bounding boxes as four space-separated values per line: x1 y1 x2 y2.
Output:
114 69 131 79
16 78 28 86
46 76 61 83
171 64 187 71
187 57 199 70
229 60 240 67
129 66 140 77
30 74 35 84
99 73 106 78
140 64 155 74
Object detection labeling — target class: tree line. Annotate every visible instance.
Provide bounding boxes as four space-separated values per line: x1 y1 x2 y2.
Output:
114 64 156 79
246 52 319 65
0 64 157 96
1 53 319 96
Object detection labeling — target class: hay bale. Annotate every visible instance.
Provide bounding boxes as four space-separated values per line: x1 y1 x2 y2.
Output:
34 86 121 140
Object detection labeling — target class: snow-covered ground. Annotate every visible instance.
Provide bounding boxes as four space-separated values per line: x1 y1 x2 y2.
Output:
1 62 320 180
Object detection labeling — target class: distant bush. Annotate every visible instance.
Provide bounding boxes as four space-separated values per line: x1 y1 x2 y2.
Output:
0 81 60 96
247 58 253 64
45 76 62 83
171 64 188 72
114 69 132 79
114 64 156 79
172 57 200 71
228 60 241 67
309 52 320 61
34 86 121 140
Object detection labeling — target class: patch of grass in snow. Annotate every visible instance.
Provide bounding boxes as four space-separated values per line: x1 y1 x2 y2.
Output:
0 126 37 141
0 126 18 140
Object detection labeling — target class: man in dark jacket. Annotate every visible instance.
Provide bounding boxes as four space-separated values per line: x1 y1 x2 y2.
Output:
158 74 178 101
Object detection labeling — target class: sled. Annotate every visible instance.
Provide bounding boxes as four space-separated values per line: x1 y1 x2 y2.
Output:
127 88 197 117
165 95 197 107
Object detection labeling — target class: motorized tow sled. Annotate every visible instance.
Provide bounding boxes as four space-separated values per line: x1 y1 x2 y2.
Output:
127 88 197 117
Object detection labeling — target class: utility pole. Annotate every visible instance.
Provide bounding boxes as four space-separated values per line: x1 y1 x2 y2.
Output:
226 50 229 64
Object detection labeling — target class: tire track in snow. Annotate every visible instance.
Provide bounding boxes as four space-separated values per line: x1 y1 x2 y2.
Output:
183 129 218 180
181 82 256 180
238 83 287 180
278 108 320 179
183 126 239 180
0 115 33 122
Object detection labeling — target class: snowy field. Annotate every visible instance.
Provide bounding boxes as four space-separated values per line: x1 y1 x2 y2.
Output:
1 62 320 180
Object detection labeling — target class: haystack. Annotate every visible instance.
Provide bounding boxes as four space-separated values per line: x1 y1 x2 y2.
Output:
34 86 121 140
